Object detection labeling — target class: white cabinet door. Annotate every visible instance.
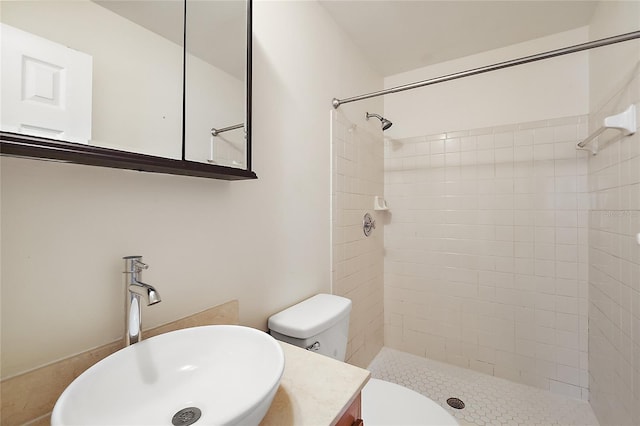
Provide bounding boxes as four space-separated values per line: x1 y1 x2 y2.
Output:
1 23 92 143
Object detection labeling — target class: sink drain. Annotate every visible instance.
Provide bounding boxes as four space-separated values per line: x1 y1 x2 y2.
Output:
446 397 465 410
172 407 202 426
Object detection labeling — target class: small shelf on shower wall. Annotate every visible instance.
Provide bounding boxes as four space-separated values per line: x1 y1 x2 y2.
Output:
374 196 389 211
577 104 636 155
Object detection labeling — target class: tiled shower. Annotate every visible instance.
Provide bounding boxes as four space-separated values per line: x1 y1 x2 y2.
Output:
331 108 385 368
587 60 640 424
383 116 590 400
330 5 640 423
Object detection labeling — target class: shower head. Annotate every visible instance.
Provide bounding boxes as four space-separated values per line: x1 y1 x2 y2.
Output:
366 112 393 130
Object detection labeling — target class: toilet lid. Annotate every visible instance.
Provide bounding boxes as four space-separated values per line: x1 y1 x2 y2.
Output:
361 379 459 426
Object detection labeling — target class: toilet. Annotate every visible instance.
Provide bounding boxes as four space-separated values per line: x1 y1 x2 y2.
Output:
268 294 459 426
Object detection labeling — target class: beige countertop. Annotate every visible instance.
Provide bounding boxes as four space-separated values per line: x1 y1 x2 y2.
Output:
260 342 370 426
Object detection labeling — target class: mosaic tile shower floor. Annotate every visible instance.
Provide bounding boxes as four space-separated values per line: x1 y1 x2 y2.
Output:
367 347 599 426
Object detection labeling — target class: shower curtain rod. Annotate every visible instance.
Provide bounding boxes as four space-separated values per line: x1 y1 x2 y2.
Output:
332 30 640 109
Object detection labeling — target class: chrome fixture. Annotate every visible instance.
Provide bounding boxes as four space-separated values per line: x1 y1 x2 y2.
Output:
332 30 640 109
123 256 161 346
305 341 321 352
366 112 393 130
211 123 244 137
363 212 376 237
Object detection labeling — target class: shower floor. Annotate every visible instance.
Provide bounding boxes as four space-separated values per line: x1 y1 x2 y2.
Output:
367 347 599 426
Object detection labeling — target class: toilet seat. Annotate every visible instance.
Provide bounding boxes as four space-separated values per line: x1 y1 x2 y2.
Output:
361 379 459 426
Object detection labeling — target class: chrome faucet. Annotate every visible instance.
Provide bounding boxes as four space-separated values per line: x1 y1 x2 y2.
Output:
123 256 161 346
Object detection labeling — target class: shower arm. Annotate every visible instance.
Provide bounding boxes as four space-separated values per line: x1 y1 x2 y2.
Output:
332 30 640 109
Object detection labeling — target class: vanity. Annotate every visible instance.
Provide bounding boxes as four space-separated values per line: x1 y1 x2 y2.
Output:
48 334 369 426
2 299 369 426
262 342 370 426
51 327 369 426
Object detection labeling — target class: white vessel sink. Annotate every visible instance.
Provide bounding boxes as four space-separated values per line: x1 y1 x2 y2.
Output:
52 325 285 426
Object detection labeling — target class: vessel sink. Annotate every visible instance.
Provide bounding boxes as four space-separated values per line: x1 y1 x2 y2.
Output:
52 325 285 426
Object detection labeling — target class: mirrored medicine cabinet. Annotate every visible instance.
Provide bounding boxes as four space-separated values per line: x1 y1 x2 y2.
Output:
0 0 255 180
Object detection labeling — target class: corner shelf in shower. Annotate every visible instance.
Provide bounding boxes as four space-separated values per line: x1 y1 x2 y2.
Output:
374 196 389 211
577 104 636 155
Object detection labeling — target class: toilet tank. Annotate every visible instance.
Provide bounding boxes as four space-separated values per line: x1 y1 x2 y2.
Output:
268 294 351 361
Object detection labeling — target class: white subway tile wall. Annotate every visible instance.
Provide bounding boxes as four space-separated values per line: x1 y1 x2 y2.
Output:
331 109 385 368
383 115 591 398
587 66 640 425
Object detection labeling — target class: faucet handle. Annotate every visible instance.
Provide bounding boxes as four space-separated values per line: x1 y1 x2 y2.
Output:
133 260 149 272
123 256 149 274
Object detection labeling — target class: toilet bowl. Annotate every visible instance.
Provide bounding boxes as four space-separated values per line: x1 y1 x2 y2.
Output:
268 294 459 426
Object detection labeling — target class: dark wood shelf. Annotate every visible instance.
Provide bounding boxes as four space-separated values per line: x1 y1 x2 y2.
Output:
0 132 257 181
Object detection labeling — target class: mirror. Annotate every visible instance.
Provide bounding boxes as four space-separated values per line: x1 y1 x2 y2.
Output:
0 0 255 180
1 0 184 158
184 0 248 169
